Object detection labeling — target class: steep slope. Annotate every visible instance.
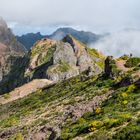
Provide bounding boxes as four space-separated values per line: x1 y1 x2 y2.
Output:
0 18 27 94
0 31 103 95
25 35 103 82
0 18 26 55
0 60 140 139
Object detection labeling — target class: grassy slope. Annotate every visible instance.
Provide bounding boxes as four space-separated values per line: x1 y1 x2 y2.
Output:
0 72 140 139
61 84 140 140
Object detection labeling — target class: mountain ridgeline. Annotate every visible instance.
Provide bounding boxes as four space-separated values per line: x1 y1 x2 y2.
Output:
17 27 100 50
17 32 46 50
0 32 103 94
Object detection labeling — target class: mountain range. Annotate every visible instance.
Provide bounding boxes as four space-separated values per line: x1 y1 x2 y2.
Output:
17 27 100 50
0 18 140 140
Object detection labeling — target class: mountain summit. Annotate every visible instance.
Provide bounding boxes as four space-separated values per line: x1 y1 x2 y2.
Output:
0 18 26 54
49 27 100 43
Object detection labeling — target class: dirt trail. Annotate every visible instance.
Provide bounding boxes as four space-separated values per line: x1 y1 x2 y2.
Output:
0 79 53 105
116 60 130 72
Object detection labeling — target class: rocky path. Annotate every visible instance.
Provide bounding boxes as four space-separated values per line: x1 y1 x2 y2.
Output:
0 79 53 105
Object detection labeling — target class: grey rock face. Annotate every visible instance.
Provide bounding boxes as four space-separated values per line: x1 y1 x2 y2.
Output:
45 36 99 81
53 42 77 66
0 21 26 54
47 66 79 81
77 52 93 72
25 35 102 82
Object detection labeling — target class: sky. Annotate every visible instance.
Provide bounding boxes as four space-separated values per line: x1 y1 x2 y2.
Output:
0 0 140 35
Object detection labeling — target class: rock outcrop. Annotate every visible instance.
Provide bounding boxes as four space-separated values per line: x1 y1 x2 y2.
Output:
0 18 27 94
25 35 102 82
104 56 122 79
0 18 26 55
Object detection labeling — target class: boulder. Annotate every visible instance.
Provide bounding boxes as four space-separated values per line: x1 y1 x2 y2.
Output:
104 56 120 79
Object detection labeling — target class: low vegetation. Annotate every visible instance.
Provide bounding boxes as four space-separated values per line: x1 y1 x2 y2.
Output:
0 71 139 139
125 57 140 68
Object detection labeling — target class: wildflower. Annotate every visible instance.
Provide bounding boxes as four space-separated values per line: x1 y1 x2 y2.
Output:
122 100 128 105
95 107 102 114
121 92 128 98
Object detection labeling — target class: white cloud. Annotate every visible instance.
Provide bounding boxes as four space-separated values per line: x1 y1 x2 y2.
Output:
92 29 140 57
0 0 140 35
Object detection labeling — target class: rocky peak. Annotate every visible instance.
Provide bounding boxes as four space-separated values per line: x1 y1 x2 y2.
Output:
0 18 26 55
25 35 101 82
62 34 75 47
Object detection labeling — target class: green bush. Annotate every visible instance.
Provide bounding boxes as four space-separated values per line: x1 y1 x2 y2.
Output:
125 57 140 68
61 123 89 139
103 118 123 129
119 55 129 60
87 48 101 58
3 93 11 99
15 133 24 140
112 124 140 140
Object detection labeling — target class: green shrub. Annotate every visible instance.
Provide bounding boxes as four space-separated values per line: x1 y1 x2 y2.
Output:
125 57 140 68
87 48 101 58
0 116 19 128
96 61 104 69
112 124 140 140
61 123 89 139
15 133 24 140
119 55 129 60
104 118 122 129
89 120 103 131
3 93 11 99
127 84 136 93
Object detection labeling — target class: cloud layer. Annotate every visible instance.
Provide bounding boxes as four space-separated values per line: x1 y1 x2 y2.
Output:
0 0 140 34
92 29 140 57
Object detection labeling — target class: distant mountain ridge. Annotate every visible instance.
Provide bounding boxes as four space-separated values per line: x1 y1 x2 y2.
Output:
17 32 46 50
17 27 100 50
49 27 100 43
